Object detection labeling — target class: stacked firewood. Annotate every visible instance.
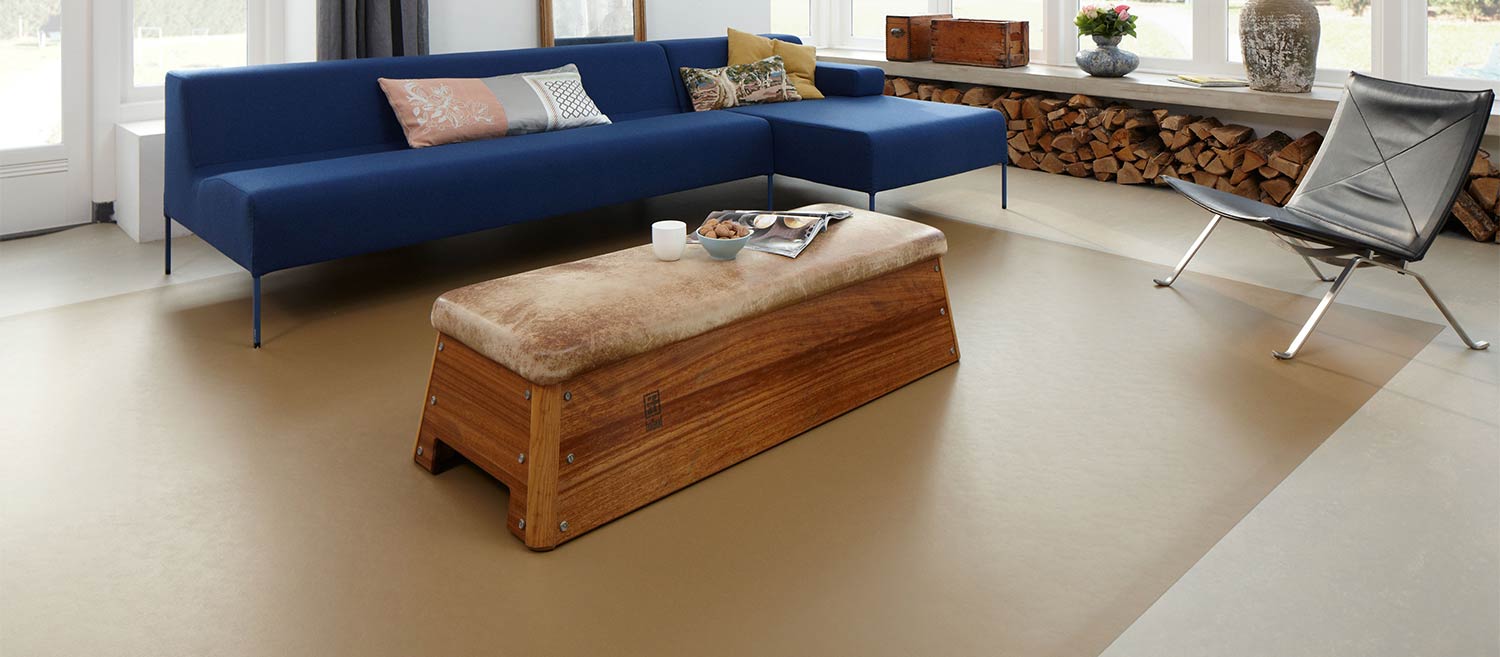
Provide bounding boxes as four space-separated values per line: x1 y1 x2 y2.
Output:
1456 149 1500 242
883 76 1500 242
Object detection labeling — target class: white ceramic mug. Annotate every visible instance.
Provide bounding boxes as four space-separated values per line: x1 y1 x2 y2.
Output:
651 220 687 262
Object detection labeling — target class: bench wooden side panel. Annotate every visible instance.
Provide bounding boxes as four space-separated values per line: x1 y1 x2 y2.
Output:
415 257 959 550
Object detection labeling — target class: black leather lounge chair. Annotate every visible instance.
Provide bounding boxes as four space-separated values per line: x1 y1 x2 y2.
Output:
1154 72 1495 359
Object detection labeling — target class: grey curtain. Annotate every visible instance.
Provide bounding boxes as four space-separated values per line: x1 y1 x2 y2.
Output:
317 0 429 60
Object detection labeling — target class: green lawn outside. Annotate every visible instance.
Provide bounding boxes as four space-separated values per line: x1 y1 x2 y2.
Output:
132 33 245 87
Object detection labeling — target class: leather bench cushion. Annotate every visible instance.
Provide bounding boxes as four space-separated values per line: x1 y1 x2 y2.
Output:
431 205 948 385
189 110 773 274
727 96 1008 193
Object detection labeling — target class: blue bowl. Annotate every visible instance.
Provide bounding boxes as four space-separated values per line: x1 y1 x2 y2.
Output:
699 230 754 260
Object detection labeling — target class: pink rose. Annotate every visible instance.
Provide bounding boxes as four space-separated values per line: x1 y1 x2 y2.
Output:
1115 4 1130 12
1081 4 1096 14
1116 7 1130 19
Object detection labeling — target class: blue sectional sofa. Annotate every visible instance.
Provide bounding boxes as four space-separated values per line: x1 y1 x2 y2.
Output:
165 35 1007 346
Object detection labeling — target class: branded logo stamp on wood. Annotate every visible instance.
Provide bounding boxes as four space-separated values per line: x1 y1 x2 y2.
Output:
643 391 663 431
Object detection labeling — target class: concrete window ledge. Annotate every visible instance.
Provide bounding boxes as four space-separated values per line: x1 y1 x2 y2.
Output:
819 49 1500 136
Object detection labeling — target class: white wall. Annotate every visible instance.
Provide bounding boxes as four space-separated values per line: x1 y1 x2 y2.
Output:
428 0 770 54
284 0 317 62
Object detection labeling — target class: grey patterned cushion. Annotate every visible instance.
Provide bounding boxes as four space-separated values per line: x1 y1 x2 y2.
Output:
480 64 611 135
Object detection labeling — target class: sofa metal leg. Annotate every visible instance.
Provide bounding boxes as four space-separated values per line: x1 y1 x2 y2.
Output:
867 192 876 212
1273 258 1362 360
164 215 172 275
1002 160 1008 209
1154 214 1221 287
766 174 774 210
252 276 262 349
1403 267 1490 351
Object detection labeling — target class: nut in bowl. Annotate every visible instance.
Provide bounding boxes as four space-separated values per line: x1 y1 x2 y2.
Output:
696 217 754 261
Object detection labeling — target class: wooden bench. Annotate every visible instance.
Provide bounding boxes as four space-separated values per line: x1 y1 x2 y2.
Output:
413 204 959 550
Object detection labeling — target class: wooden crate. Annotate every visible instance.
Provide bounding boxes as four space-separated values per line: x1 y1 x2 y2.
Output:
932 18 1030 68
414 259 960 550
886 14 951 61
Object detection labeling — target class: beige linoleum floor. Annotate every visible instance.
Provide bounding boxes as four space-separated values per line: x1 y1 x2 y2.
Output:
1 168 1496 657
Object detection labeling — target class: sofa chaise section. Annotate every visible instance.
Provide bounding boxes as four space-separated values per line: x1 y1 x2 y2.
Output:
656 35 1008 211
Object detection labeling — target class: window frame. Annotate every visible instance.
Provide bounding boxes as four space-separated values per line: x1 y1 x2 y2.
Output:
821 0 1047 60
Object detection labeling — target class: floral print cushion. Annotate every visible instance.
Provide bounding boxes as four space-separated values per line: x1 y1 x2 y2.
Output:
378 78 510 148
679 55 802 112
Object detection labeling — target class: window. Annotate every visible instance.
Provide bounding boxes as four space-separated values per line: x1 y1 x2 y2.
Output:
1 0 63 148
813 0 1497 93
131 0 246 88
1227 0 1370 74
852 0 934 39
1426 1 1500 81
1126 0 1191 60
772 0 813 36
951 0 1046 51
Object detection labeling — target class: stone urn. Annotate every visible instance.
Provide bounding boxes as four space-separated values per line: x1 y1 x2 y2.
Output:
1076 35 1140 78
1239 0 1320 93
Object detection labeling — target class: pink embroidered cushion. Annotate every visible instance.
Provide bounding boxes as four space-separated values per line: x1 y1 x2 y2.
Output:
378 78 510 148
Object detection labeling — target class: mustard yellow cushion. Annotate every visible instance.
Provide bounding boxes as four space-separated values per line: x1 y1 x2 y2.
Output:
727 28 823 101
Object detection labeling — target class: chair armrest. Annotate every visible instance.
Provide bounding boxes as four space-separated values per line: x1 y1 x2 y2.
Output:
815 62 886 97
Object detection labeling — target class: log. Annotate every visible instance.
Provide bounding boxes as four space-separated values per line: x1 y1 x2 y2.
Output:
938 88 963 104
1191 171 1220 187
1471 150 1496 178
891 78 916 97
961 86 1000 106
1261 178 1294 204
1187 118 1222 141
1117 162 1146 184
1010 147 1038 169
1143 159 1162 181
999 97 1022 119
1166 129 1196 151
1268 154 1302 179
1277 132 1324 165
1122 110 1158 130
1471 176 1500 214
1209 124 1254 147
1094 156 1120 175
1160 114 1198 131
1240 131 1293 171
1451 190 1498 241
1218 146 1246 170
1068 94 1104 108
916 83 940 101
1065 162 1093 177
1052 134 1080 153
1038 153 1068 174
1021 97 1045 120
1007 133 1031 153
1232 178 1260 200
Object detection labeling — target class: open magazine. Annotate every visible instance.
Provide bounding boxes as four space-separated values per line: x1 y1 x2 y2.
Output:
686 209 854 258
